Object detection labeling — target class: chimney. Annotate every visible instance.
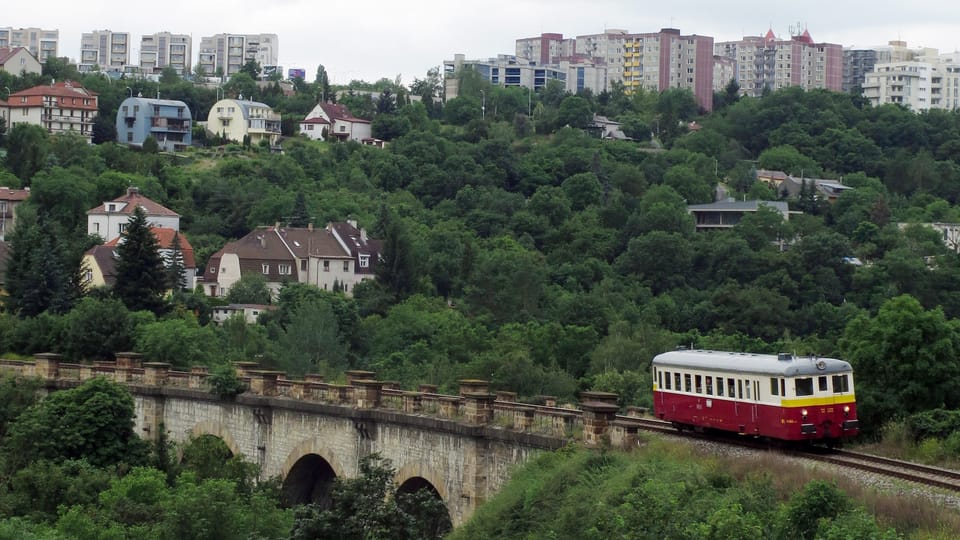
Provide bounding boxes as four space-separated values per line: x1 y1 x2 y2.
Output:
127 186 140 196
308 223 313 231
347 219 358 229
258 235 266 248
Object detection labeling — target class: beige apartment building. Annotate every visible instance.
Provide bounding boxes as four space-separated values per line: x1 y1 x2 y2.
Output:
197 33 278 77
0 27 58 61
79 30 130 72
139 32 192 75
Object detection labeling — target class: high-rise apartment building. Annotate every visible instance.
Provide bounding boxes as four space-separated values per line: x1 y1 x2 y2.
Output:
575 28 632 85
79 30 130 72
197 33 278 77
715 29 842 97
620 28 715 111
862 51 960 111
843 41 936 92
139 32 192 75
0 27 58 61
515 33 575 64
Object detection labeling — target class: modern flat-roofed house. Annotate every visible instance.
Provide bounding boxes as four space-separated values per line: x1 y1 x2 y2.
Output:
302 102 370 142
207 97 281 146
116 96 192 152
87 187 180 242
203 221 380 298
687 200 790 231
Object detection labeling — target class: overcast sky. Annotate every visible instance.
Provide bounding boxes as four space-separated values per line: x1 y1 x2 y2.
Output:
7 1 960 84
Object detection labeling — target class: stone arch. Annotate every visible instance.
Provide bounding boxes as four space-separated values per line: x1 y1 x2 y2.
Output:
394 461 450 504
280 439 347 508
188 420 241 457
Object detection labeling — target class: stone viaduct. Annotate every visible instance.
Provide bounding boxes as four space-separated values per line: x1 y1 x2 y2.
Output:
4 353 646 526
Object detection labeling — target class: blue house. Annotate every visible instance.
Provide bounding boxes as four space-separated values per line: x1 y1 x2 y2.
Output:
116 97 192 152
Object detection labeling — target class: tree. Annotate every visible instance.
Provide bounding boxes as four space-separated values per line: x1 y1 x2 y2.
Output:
273 298 346 377
557 96 593 129
239 59 262 80
4 212 82 317
167 232 187 291
135 317 217 369
315 64 332 103
113 206 168 314
4 123 49 183
290 453 451 540
289 192 310 227
60 297 135 361
3 377 150 471
375 206 418 301
225 272 272 305
840 295 960 435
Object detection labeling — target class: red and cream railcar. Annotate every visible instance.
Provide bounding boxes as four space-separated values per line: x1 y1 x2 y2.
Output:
652 350 859 443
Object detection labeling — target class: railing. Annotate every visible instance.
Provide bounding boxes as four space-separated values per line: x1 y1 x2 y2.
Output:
0 354 648 449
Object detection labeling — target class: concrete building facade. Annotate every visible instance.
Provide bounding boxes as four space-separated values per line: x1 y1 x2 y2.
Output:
0 27 58 61
116 96 192 152
198 33 278 77
79 30 130 72
620 28 715 111
0 47 42 76
715 29 842 97
5 81 98 141
139 32 192 75
515 33 575 64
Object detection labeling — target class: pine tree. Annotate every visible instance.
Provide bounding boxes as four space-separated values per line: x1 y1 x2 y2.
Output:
113 206 167 313
374 205 417 301
4 212 81 317
167 231 187 291
289 192 310 227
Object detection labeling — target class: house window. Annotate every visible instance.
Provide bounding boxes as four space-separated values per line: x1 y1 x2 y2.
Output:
93 223 100 233
261 264 269 274
300 259 307 271
278 264 291 275
84 270 92 282
127 132 133 142
339 125 346 132
118 223 126 233
359 255 369 268
343 261 349 272
323 260 330 272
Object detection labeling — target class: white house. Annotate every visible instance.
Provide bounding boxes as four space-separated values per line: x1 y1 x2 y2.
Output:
301 102 371 142
86 187 180 242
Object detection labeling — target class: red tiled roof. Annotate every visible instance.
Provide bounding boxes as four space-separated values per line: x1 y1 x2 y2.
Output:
105 227 196 268
0 187 29 201
300 117 329 125
313 102 371 124
87 187 179 217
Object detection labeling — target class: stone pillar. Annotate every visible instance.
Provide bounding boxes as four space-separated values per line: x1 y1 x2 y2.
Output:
538 395 558 407
402 391 422 413
354 379 383 408
233 361 259 377
458 379 489 396
581 402 620 446
189 366 209 389
345 370 376 386
495 390 517 403
381 381 401 390
33 353 61 380
143 362 171 386
289 381 305 400
418 384 438 394
464 393 495 424
248 371 281 396
578 391 619 406
304 374 325 383
115 352 144 370
625 406 648 418
610 419 640 449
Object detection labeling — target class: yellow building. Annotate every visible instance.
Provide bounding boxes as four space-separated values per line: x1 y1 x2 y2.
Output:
206 98 281 146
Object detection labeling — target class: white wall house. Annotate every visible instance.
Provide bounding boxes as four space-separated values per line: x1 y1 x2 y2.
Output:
86 186 180 242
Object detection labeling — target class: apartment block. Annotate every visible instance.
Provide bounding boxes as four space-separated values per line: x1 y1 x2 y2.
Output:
620 28 715 111
843 41 938 92
79 30 130 72
139 32 192 75
715 29 842 97
515 33 575 64
444 53 607 98
862 53 960 111
5 81 98 141
575 28 632 85
0 27 58 61
197 33 278 77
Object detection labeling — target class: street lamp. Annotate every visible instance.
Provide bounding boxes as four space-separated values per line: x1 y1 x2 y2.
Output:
480 89 485 120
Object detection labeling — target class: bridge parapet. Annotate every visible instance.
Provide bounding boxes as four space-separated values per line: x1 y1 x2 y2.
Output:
0 353 659 449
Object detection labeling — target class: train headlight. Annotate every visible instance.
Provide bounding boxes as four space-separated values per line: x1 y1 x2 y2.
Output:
843 405 850 416
801 409 808 418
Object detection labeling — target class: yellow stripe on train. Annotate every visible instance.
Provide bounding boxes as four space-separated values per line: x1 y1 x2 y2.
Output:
781 395 856 407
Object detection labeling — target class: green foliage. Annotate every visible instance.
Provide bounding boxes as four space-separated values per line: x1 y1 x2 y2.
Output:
60 298 134 361
135 316 217 369
225 272 272 305
113 206 168 314
4 123 49 183
206 363 247 399
3 377 149 471
290 453 451 540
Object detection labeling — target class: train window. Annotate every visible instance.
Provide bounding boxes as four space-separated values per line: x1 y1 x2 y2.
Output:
737 380 743 399
729 378 737 397
770 377 778 396
695 375 702 394
795 378 814 396
705 376 713 395
675 373 681 391
684 374 692 392
818 376 828 392
664 371 671 390
717 377 724 396
658 371 663 389
780 379 785 397
833 374 850 393
745 381 752 400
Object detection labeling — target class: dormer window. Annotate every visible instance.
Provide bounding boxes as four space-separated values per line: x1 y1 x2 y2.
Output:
359 255 369 268
107 203 116 212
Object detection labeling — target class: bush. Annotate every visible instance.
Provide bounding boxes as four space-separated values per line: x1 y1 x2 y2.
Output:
905 408 960 441
207 364 247 399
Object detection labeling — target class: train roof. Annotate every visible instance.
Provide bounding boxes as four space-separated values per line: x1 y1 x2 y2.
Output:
652 350 853 377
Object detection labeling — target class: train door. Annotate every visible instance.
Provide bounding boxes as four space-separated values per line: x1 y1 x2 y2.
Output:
752 380 760 429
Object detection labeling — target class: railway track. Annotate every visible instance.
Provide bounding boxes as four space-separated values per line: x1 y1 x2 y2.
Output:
622 416 960 492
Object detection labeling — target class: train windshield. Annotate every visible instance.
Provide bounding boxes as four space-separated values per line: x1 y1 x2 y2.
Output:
832 374 850 393
795 378 814 396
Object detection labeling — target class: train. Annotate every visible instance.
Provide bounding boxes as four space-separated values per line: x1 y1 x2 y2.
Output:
652 349 859 446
